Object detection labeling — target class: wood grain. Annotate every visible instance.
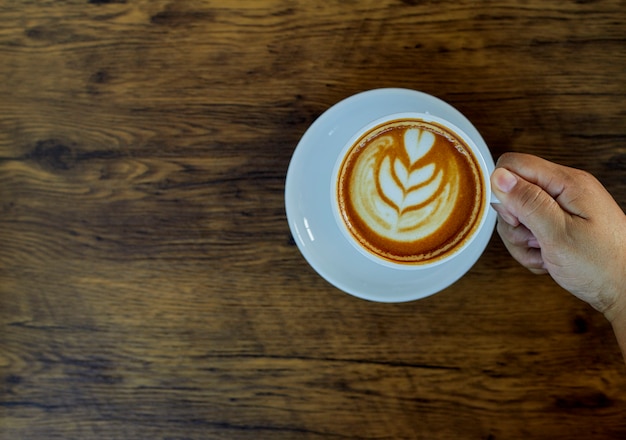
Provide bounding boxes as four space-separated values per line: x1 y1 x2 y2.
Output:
1 0 625 439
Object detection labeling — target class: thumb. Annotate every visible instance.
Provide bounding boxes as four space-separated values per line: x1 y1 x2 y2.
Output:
491 167 565 243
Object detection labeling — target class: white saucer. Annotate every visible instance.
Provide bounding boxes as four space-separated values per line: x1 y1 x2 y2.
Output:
285 88 497 302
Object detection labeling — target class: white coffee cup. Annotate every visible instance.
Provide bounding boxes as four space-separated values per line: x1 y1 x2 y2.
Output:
330 112 494 270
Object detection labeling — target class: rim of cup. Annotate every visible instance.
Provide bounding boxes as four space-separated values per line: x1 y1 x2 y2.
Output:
330 111 492 270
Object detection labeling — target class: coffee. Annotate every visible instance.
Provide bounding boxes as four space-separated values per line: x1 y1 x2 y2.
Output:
335 117 486 266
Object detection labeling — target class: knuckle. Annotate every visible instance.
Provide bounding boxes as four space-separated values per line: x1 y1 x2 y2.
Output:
573 168 595 182
556 167 599 215
517 183 550 217
563 167 595 188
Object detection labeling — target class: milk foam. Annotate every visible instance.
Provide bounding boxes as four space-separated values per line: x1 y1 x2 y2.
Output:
347 127 461 242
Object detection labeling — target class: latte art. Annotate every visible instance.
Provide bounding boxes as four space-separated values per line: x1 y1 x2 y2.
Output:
337 118 485 265
352 127 459 241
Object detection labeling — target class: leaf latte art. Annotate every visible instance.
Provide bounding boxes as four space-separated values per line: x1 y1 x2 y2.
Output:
337 119 485 265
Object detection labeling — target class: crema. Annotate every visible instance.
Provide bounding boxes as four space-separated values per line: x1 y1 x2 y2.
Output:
336 118 485 265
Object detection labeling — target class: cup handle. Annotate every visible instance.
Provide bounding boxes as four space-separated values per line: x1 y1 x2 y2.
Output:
490 193 501 205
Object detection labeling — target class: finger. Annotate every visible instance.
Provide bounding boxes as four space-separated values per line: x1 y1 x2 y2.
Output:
496 218 546 272
491 202 519 227
495 153 596 219
496 215 540 248
491 167 566 246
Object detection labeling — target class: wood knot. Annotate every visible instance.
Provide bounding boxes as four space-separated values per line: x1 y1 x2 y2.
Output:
150 7 215 27
606 153 626 171
90 70 110 84
554 391 612 410
27 140 77 171
572 315 588 334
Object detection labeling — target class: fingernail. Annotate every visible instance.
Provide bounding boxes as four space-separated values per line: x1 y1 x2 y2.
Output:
494 168 518 193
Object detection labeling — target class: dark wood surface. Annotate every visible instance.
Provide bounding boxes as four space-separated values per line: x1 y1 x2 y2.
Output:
1 1 625 439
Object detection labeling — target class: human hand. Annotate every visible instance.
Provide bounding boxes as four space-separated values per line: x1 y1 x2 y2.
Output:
490 153 626 325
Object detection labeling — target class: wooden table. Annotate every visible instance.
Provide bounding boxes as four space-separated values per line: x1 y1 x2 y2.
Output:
1 1 625 438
